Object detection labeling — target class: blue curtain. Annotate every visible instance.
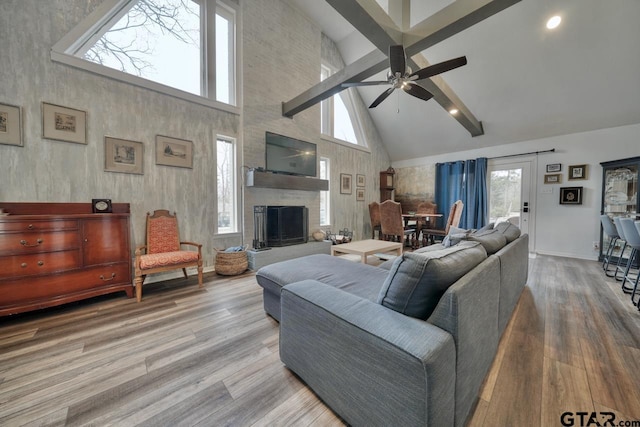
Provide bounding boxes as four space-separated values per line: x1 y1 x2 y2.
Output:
435 158 488 230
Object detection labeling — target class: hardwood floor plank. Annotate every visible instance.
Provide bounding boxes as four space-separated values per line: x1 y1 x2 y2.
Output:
1 256 638 426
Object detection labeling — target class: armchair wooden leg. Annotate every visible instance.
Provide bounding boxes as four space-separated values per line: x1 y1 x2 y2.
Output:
182 268 188 279
198 264 203 288
135 276 143 303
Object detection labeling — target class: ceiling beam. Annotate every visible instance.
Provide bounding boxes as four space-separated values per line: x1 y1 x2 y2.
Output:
282 0 521 132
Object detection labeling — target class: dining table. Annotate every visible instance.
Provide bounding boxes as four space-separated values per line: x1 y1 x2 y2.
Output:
402 213 444 247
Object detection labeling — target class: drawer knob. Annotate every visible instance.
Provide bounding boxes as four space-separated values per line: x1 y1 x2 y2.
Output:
27 224 34 230
99 273 116 281
21 262 27 268
20 238 43 247
38 261 44 266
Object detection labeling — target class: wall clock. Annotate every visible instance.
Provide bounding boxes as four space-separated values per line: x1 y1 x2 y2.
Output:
92 199 113 213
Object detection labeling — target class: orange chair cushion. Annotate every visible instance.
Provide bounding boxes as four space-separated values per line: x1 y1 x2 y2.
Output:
148 216 180 253
139 251 199 270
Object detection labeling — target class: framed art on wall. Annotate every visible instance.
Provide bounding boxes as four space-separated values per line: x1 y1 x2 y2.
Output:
42 102 87 144
340 173 352 194
155 135 193 168
546 163 561 173
560 186 583 205
544 173 562 184
0 102 22 147
568 164 587 180
356 188 365 201
356 174 365 187
104 136 144 175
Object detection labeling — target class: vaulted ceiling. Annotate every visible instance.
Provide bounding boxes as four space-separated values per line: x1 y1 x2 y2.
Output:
286 0 640 161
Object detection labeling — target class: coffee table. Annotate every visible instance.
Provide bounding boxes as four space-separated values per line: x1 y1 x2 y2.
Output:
330 239 403 264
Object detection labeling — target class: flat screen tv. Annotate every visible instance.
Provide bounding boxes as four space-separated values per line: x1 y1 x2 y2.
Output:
265 132 317 177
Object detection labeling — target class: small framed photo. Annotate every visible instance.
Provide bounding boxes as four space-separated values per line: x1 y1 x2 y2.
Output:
104 136 144 175
568 164 587 180
560 187 583 205
0 102 23 147
356 174 366 187
546 163 561 173
155 135 193 168
42 102 87 144
544 173 562 184
340 173 352 194
356 188 365 201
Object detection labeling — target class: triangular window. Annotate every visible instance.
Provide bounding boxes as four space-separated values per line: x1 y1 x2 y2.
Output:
320 64 366 146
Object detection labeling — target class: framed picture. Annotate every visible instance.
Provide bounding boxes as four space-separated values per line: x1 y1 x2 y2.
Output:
356 188 365 201
0 102 22 147
560 187 583 205
340 173 352 194
544 173 562 184
42 102 87 144
356 174 366 187
546 163 561 173
568 164 587 180
155 135 193 168
104 136 144 175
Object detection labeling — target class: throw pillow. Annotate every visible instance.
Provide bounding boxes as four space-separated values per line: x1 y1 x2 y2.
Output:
494 221 521 243
467 229 507 254
377 241 487 319
442 225 471 247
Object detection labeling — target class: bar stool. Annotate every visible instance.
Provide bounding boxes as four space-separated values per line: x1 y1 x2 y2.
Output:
619 218 640 298
613 217 635 292
632 220 640 309
600 214 622 277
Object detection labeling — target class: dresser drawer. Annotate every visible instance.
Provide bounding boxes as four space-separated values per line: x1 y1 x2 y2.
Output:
0 262 132 307
0 250 81 279
0 230 80 255
0 220 78 233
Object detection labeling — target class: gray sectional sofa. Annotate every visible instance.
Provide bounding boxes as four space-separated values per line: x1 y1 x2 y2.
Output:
256 222 528 427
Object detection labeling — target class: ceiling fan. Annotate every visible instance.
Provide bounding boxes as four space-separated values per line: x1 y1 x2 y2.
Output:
342 45 467 108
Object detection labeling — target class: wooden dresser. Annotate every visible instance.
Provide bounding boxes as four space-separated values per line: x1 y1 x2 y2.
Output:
0 202 133 316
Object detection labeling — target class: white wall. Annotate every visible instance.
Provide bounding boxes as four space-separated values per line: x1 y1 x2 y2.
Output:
393 123 640 260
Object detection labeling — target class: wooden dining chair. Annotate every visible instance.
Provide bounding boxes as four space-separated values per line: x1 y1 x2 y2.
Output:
380 200 415 247
425 200 464 243
134 210 203 302
369 201 381 239
417 201 437 246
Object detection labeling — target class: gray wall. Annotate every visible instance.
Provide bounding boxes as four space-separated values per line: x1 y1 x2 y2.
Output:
0 0 390 276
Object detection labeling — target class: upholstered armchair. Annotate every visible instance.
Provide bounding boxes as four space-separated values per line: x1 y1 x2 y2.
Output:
134 210 203 302
380 200 415 247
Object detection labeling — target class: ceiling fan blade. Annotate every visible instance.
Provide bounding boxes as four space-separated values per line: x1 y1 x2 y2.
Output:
341 81 389 87
403 83 434 102
408 56 467 81
389 45 406 76
369 87 395 108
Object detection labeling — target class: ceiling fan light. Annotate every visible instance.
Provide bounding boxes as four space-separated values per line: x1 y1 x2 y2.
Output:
449 108 459 115
546 15 561 29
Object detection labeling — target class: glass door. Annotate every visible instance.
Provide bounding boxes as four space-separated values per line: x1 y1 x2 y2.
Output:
488 160 533 250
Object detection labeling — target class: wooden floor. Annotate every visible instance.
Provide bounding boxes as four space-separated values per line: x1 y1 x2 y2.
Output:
0 255 639 426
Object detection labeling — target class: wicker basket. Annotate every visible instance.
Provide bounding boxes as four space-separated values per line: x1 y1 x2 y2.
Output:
215 250 248 276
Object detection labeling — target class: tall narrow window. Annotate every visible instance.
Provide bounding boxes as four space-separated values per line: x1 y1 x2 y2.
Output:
217 137 237 233
61 0 238 106
320 157 330 226
320 63 365 146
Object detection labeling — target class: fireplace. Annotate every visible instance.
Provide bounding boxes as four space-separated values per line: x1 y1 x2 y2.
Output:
263 206 308 247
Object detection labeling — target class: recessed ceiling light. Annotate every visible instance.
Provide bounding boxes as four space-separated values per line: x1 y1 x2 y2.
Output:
449 108 459 115
546 15 561 29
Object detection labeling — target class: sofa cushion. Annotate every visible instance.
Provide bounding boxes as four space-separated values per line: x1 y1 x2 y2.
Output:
377 241 487 319
494 221 521 243
466 229 507 254
442 226 471 247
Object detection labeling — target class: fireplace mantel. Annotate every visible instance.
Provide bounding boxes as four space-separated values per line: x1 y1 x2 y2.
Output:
246 170 328 191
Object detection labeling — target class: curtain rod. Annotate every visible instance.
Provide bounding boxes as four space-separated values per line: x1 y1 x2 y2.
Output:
489 148 555 160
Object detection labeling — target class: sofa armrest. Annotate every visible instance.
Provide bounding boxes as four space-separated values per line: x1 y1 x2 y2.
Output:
280 280 456 427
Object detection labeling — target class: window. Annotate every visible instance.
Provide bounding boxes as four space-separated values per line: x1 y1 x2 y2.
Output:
55 0 237 107
320 157 330 226
217 137 238 233
320 64 365 146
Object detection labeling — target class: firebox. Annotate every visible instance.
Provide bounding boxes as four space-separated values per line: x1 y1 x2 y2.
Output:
265 206 308 247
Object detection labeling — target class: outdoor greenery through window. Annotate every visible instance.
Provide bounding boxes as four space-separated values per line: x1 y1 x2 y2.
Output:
489 168 522 224
321 64 363 146
73 0 236 105
217 137 237 233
